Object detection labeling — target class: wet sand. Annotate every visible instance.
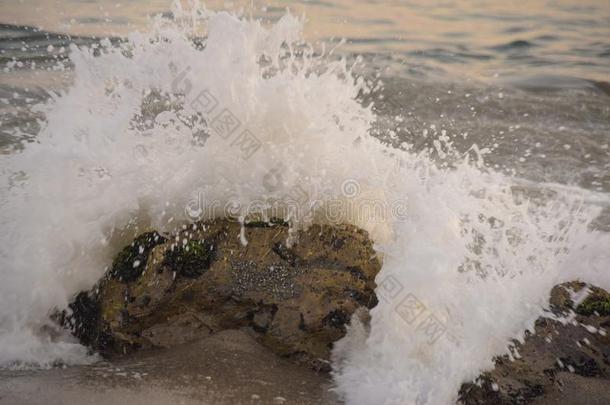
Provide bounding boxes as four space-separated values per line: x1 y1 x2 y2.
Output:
0 329 339 405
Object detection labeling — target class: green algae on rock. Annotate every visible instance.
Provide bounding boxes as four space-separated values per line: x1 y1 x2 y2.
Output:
109 231 167 282
577 287 610 317
163 238 216 278
64 219 381 370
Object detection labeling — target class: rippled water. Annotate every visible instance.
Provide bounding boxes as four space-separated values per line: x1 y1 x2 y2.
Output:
1 0 609 194
1 0 610 80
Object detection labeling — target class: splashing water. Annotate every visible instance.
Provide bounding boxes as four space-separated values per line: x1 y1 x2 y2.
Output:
0 3 609 403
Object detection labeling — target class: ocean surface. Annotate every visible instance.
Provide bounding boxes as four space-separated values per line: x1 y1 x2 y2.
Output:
0 1 609 404
2 0 609 194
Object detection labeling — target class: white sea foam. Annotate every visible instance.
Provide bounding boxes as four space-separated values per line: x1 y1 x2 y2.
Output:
0 3 608 403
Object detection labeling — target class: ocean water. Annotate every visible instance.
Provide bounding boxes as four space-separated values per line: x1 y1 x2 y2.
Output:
0 1 609 404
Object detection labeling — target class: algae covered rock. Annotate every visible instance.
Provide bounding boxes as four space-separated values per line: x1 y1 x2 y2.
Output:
109 231 167 282
459 282 610 404
64 219 381 369
576 286 610 317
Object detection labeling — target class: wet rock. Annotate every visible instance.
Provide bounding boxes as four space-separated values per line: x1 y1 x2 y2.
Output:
64 219 381 370
459 282 610 404
109 231 167 282
575 287 610 317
